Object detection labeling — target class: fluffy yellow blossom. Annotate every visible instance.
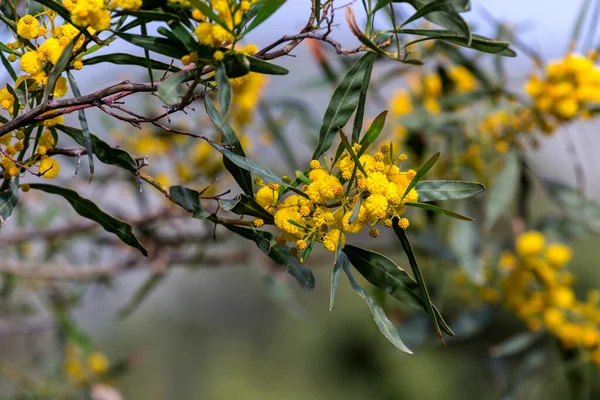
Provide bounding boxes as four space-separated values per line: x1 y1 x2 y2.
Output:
0 88 15 113
17 15 41 39
390 90 413 116
54 77 69 98
448 65 477 92
323 229 345 252
195 22 214 46
545 243 572 268
20 51 43 75
516 231 545 257
109 0 142 10
87 352 109 375
39 157 61 179
68 0 111 30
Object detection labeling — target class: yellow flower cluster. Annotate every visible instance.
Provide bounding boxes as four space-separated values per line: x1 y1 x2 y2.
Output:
501 231 600 366
525 53 600 122
389 66 478 118
229 60 266 125
63 343 110 384
255 145 418 259
477 108 536 151
0 130 60 179
192 0 258 49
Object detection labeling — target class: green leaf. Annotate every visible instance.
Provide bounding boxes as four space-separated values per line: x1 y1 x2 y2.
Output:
406 202 474 221
449 201 482 283
29 184 148 256
351 53 375 144
56 125 137 172
247 56 289 75
84 53 181 71
215 62 232 116
402 152 440 200
205 96 254 197
392 221 445 339
0 42 18 55
395 29 516 57
218 194 274 224
114 9 181 22
244 0 286 34
168 21 198 53
67 71 94 178
0 53 17 82
221 224 315 290
400 0 471 44
157 71 188 106
415 180 485 202
342 260 413 353
112 31 188 59
343 244 453 336
223 53 251 78
330 231 347 310
169 185 209 218
43 34 80 105
0 177 19 234
357 111 388 154
485 151 520 230
312 53 376 160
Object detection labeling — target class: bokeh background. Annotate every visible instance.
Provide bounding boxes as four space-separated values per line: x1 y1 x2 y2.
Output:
2 0 600 398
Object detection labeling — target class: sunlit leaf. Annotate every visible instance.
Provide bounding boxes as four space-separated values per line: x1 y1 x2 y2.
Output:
415 180 485 201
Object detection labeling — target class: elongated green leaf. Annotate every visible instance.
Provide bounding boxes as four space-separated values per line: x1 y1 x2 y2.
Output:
0 177 19 234
396 0 470 33
56 125 137 172
343 245 453 336
43 34 80 104
330 231 346 310
338 130 368 177
358 111 388 154
485 151 520 230
449 201 482 283
0 42 18 55
392 221 444 339
248 56 289 75
157 71 188 106
29 184 148 256
218 194 274 223
187 0 229 31
244 0 286 33
67 71 94 177
168 21 198 53
169 185 209 218
1 53 17 81
205 97 254 197
406 202 474 220
351 52 375 144
415 180 485 202
112 31 188 59
215 62 232 116
395 29 516 56
222 224 315 290
400 0 471 44
84 53 180 71
402 152 440 200
114 9 181 22
342 261 413 353
312 53 376 160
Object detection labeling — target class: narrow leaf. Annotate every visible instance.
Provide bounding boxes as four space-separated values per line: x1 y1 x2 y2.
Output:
43 34 80 105
342 261 413 353
205 97 254 197
218 194 274 223
406 202 474 221
401 152 440 200
29 184 148 256
312 52 376 160
415 180 485 202
358 111 388 155
244 0 286 34
169 185 209 218
0 177 19 234
67 71 94 178
248 56 289 75
84 53 180 71
112 31 188 59
215 62 232 116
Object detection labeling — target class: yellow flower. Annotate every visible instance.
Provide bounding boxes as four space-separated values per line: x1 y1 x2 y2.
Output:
39 157 61 179
545 243 572 268
20 51 43 74
322 229 345 252
109 0 142 10
0 88 15 112
195 22 215 46
87 352 109 375
54 76 69 98
448 65 477 92
17 15 40 39
390 90 413 116
515 231 545 258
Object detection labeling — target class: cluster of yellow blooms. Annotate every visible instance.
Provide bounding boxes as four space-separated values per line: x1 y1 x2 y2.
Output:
451 231 600 366
525 53 600 122
501 231 600 365
254 145 418 259
63 343 110 384
389 65 478 118
181 0 258 62
0 130 60 179
63 0 141 31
